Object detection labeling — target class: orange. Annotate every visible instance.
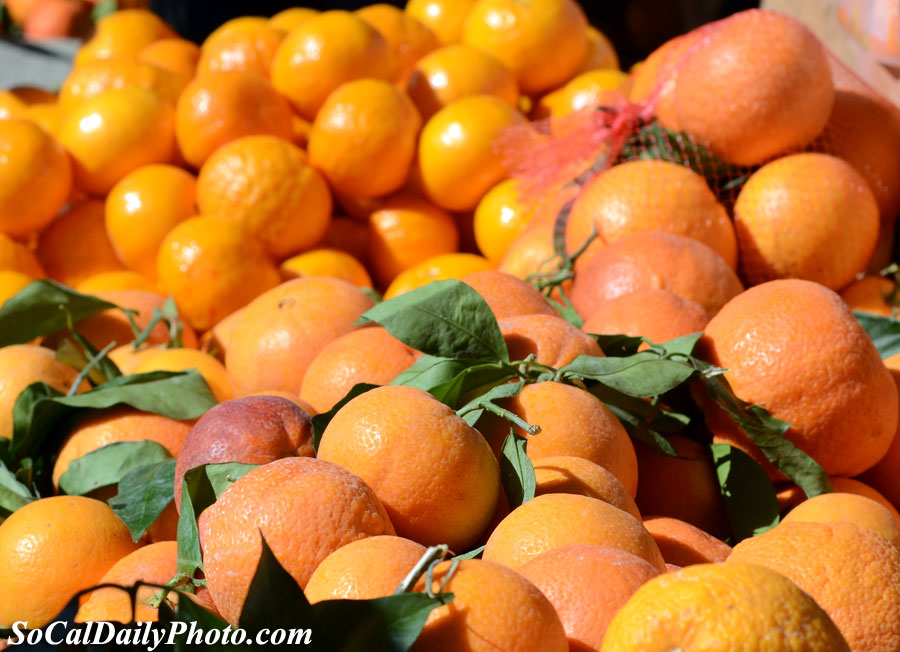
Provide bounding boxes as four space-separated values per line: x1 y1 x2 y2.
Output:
76 271 156 294
299 327 419 414
321 216 371 264
734 153 879 290
472 179 534 263
59 87 175 196
279 249 372 288
318 385 500 550
0 87 56 119
498 219 558 281
197 135 332 259
829 477 900 525
405 0 475 45
0 345 88 440
270 10 393 121
173 395 314 509
566 160 737 268
198 457 394 624
244 390 316 415
498 313 603 368
698 279 898 478
480 381 637 497
0 496 141 629
861 353 900 509
532 69 630 120
781 492 900 548
4 0 39 23
840 275 898 317
156 216 280 331
367 195 459 287
174 72 293 169
462 0 588 94
484 493 665 571
133 348 232 403
384 252 493 299
517 545 660 651
0 270 33 307
418 95 526 211
407 44 518 121
0 118 72 238
533 456 640 519
21 102 62 137
105 164 197 281
570 231 744 320
308 79 421 199
198 307 243 363
224 277 374 396
356 4 439 83
58 58 187 111
729 521 900 652
52 406 190 489
642 516 732 567
75 9 175 64
0 239 47 281
601 562 850 652
582 288 709 345
137 38 201 79
460 269 555 319
578 26 619 72
672 9 834 166
412 558 568 652
196 17 285 78
304 535 426 602
269 7 318 31
76 541 176 623
37 199 125 288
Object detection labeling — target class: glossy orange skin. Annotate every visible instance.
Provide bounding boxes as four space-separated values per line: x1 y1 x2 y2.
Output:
578 26 619 72
75 270 158 293
138 38 201 79
59 58 187 111
405 0 476 45
269 7 319 31
472 179 533 263
196 17 285 78
532 69 630 120
0 234 43 277
356 4 439 83
133 348 233 403
75 9 175 64
279 249 372 288
383 252 494 298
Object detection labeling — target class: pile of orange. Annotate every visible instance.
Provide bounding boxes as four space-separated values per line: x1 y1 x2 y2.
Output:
1 3 900 651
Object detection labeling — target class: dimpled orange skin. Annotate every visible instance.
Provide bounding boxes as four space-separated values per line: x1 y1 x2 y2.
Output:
498 313 603 368
367 195 459 287
484 493 666 572
698 279 898 479
59 87 175 196
105 164 197 281
196 17 285 78
299 327 419 414
52 406 192 489
407 44 519 120
472 179 534 263
0 345 88 440
156 216 280 332
197 135 332 259
75 541 177 624
582 288 710 345
735 154 879 289
411 558 568 652
279 249 372 288
418 95 526 212
518 545 661 651
0 119 72 239
138 38 201 79
405 0 475 45
356 4 439 83
383 252 494 299
566 160 737 269
729 521 900 652
308 79 421 199
462 0 588 95
600 562 851 652
270 11 394 121
318 386 501 551
460 270 555 319
570 231 743 320
74 9 175 64
224 277 374 396
174 72 294 169
781 492 900 549
58 58 187 111
533 456 640 519
199 457 395 625
304 535 426 603
642 516 732 567
0 496 141 629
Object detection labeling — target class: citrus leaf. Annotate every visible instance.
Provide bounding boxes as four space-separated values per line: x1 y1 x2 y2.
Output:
239 532 312 632
654 331 704 357
108 458 177 542
456 380 538 435
311 383 380 453
854 310 900 359
587 383 684 456
359 280 508 362
175 477 203 580
429 363 518 409
452 545 485 560
499 431 535 509
558 353 696 398
165 590 248 651
590 334 647 357
0 460 34 517
711 443 780 541
58 440 170 496
390 355 470 391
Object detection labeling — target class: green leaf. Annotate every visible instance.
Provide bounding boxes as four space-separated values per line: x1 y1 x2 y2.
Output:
854 310 900 359
587 383 684 456
239 532 312 631
58 440 170 496
558 353 696 398
456 380 538 435
204 462 258 498
499 431 536 510
311 383 380 452
360 280 508 362
591 334 647 357
429 362 518 408
711 443 780 541
166 590 248 652
452 545 485 560
655 332 704 357
390 355 470 391
361 287 383 304
91 0 118 22
108 458 177 542
0 280 121 347
0 460 34 517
